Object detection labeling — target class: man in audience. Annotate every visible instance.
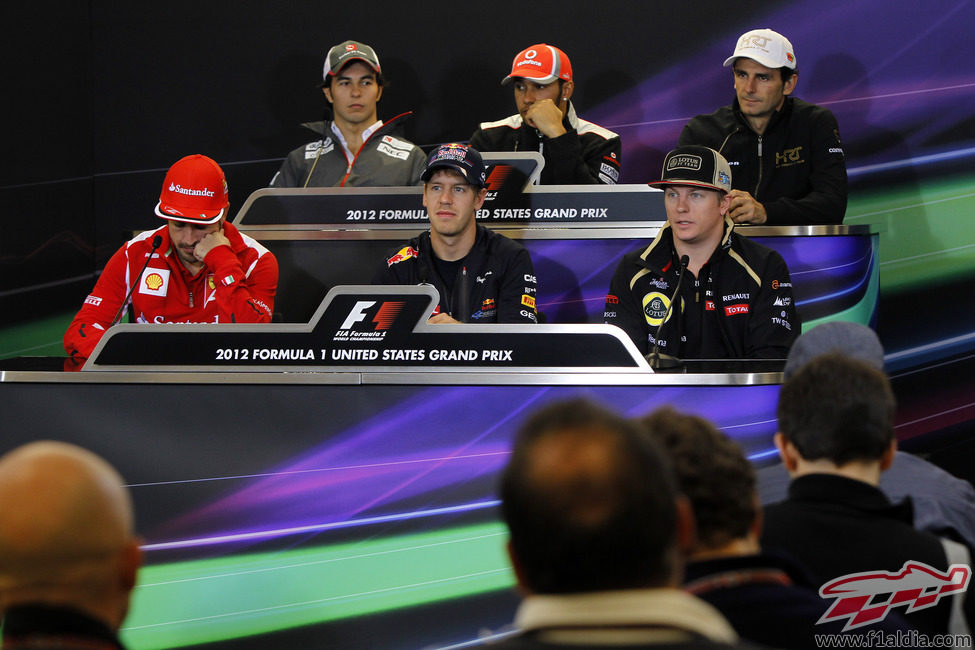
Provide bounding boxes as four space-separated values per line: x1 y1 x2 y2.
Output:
374 143 538 323
271 39 425 187
471 43 621 185
495 397 747 648
678 29 847 225
0 441 141 649
64 154 278 362
756 321 975 551
642 406 914 648
604 145 799 358
764 354 972 635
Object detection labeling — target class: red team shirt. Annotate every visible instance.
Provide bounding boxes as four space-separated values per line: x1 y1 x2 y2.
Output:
64 222 278 360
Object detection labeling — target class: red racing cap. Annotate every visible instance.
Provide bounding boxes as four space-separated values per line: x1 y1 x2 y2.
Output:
154 154 229 224
502 44 572 86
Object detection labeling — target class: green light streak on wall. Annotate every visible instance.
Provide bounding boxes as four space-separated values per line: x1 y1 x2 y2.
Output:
802 235 880 330
846 172 975 292
121 523 513 650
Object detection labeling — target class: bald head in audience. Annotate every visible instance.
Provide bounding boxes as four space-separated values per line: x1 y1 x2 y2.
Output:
0 441 141 630
500 398 688 594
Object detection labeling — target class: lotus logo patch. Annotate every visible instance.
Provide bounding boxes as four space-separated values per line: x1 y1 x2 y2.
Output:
642 292 673 327
667 154 702 171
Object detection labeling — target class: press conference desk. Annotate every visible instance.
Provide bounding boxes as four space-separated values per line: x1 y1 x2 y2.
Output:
231 183 881 326
0 291 786 649
0 171 885 648
0 182 881 650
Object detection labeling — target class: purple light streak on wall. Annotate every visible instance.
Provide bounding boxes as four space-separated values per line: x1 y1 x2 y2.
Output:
151 386 553 543
142 499 501 552
529 238 642 321
583 2 975 182
773 236 866 272
527 235 872 324
147 385 782 550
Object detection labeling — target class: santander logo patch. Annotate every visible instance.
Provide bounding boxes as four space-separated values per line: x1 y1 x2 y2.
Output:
169 183 214 197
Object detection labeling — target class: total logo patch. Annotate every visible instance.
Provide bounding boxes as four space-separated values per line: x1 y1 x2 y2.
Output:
724 303 749 316
139 269 170 297
642 292 674 327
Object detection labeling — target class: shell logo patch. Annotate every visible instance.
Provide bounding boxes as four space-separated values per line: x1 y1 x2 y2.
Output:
139 269 170 297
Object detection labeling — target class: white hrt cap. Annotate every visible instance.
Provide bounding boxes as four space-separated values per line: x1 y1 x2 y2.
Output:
723 29 796 70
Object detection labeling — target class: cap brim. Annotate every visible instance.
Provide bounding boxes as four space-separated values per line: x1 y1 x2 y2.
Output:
155 201 226 224
421 162 485 187
329 56 380 76
723 54 794 70
648 180 728 194
501 72 559 86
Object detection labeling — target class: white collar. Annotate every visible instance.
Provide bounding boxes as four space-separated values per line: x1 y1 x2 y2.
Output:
514 588 738 644
330 119 384 158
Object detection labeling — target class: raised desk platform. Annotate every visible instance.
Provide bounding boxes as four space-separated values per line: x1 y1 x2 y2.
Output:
1 286 787 650
0 173 882 648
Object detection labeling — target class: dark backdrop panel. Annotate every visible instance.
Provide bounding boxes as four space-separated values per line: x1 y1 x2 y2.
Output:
1 2 94 324
3 0 780 326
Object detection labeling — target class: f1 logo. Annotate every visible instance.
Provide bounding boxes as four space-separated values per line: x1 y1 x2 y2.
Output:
339 300 406 331
340 301 375 330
